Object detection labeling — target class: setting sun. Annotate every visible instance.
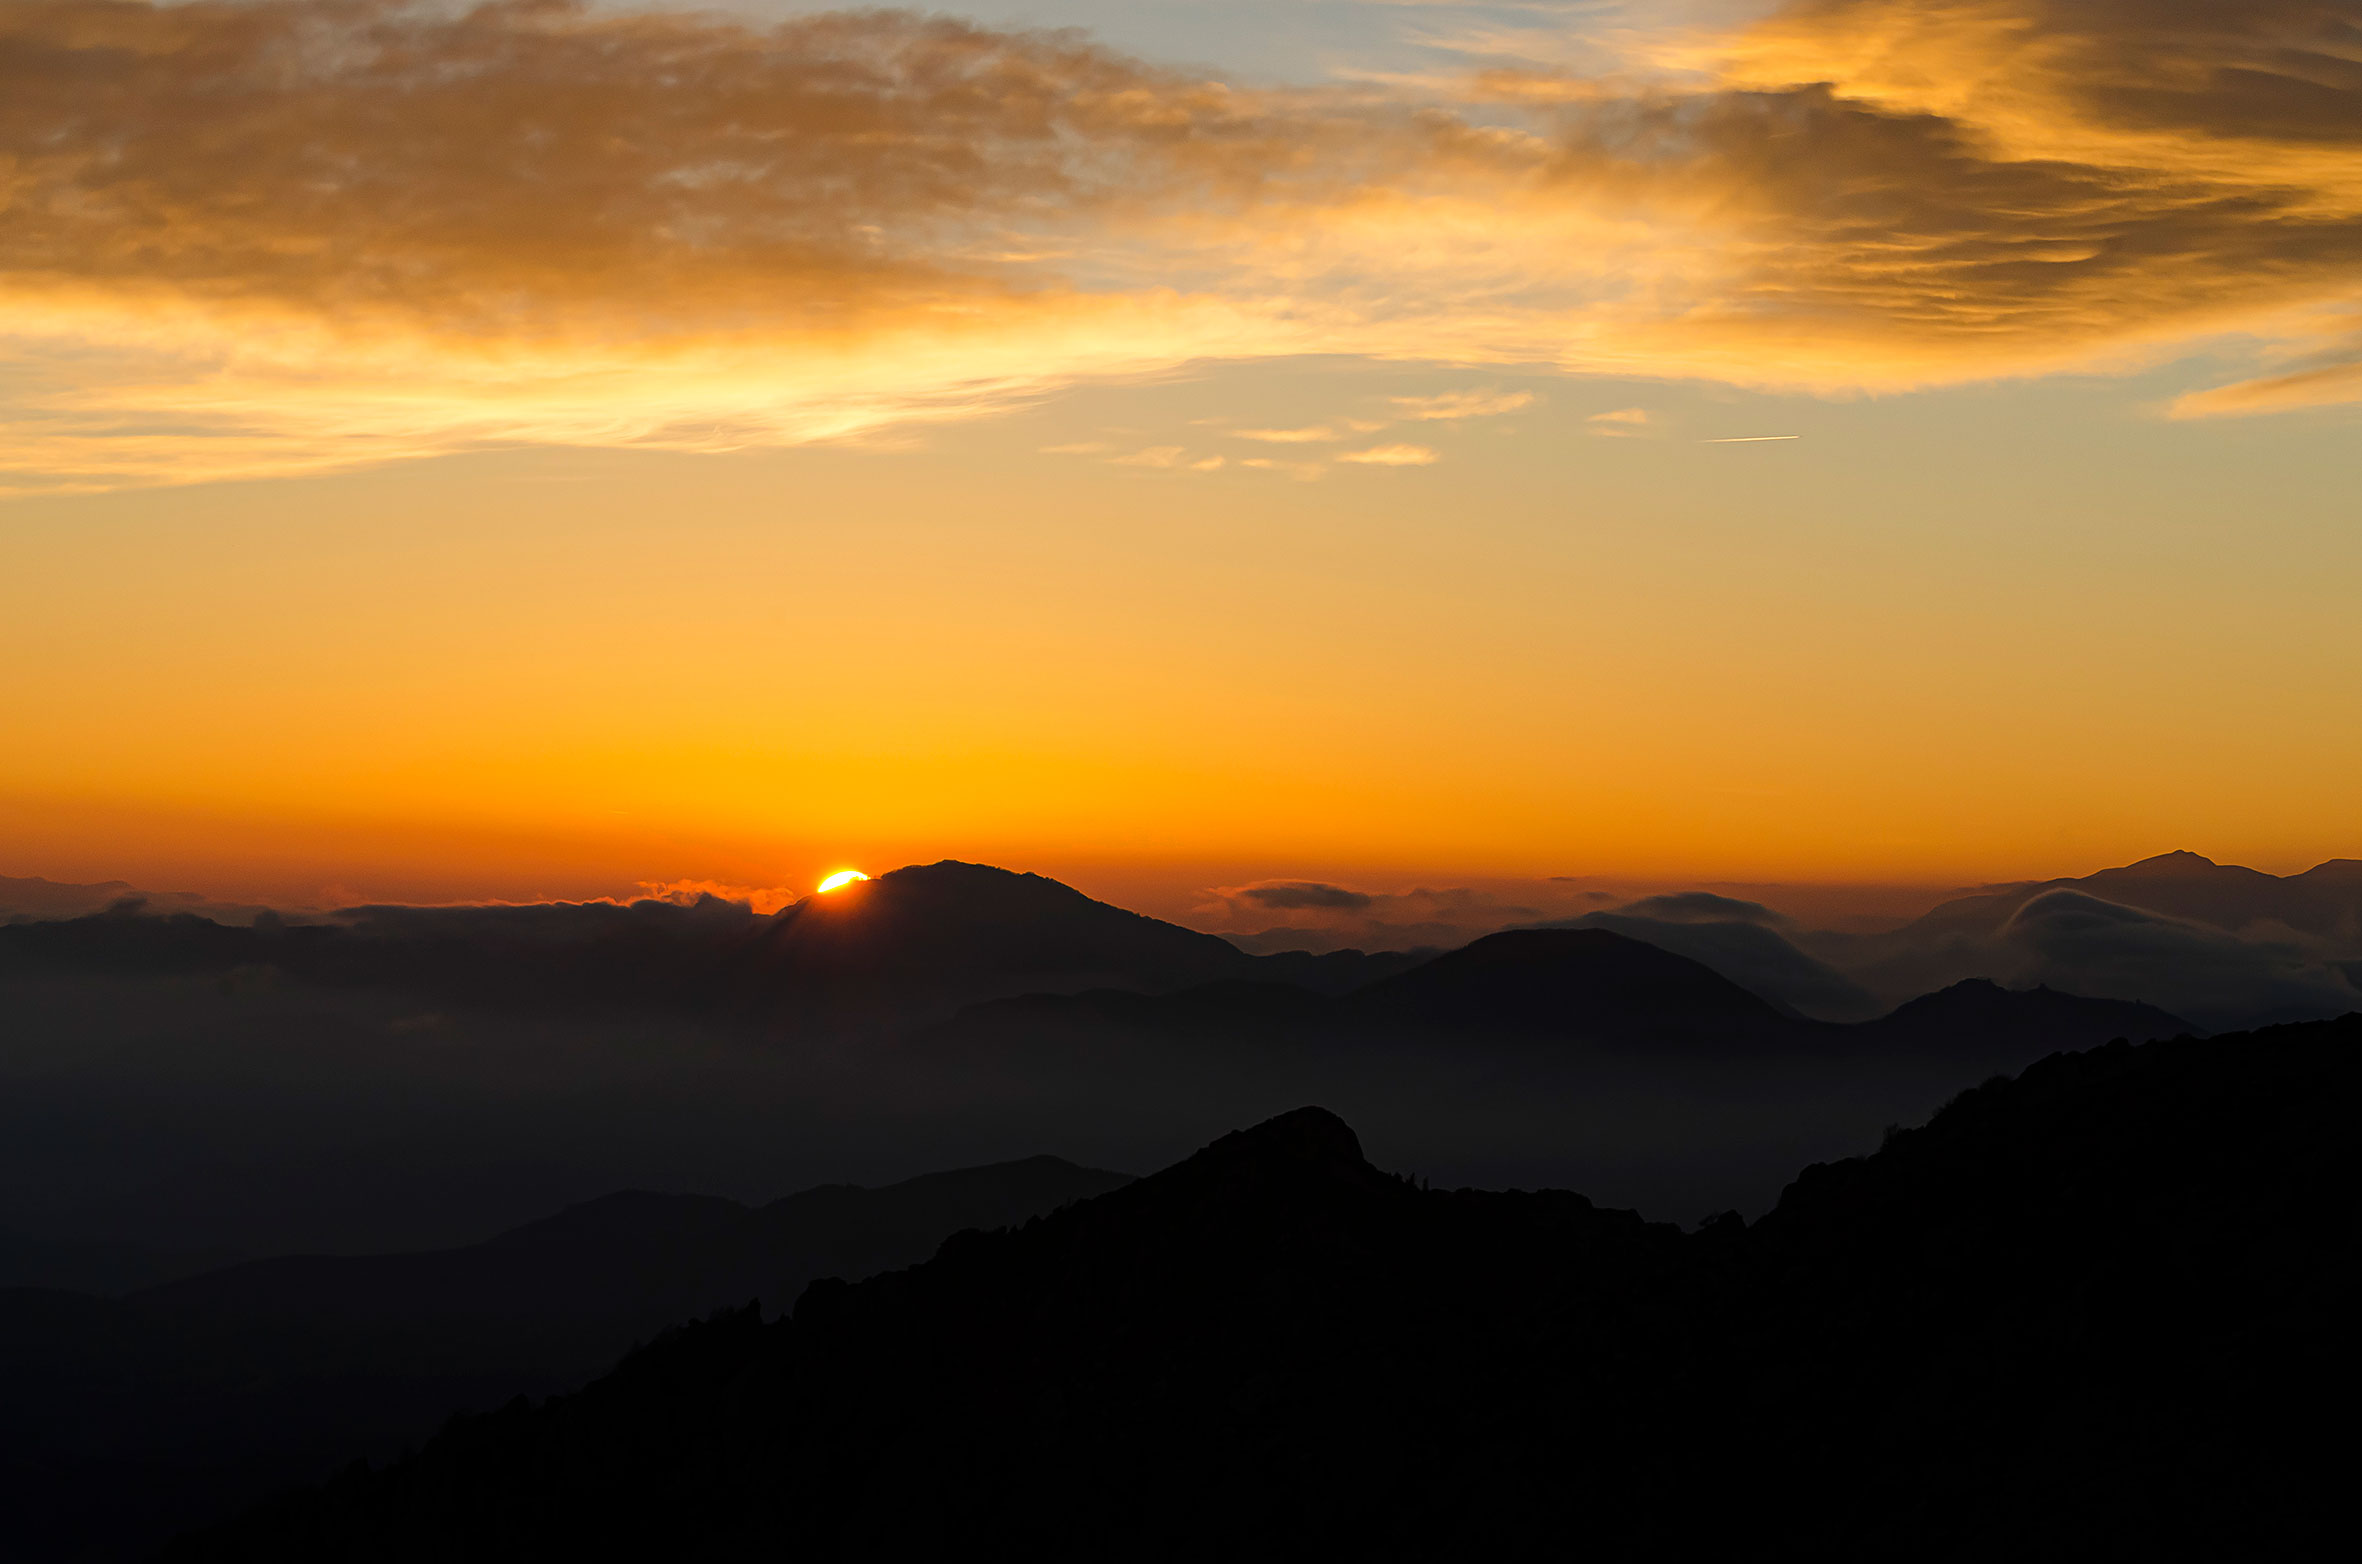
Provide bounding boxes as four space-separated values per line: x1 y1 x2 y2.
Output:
816 870 870 894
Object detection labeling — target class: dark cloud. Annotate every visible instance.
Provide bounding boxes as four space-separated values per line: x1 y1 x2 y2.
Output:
1237 882 1378 912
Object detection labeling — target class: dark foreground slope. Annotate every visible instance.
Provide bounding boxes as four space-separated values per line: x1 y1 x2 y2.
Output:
0 1158 1128 1561
180 1016 2359 1561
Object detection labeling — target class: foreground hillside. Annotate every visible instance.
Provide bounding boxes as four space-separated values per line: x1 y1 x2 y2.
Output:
0 1158 1129 1561
180 1016 2358 1560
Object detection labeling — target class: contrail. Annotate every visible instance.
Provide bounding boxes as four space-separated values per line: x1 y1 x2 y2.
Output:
1702 435 1801 442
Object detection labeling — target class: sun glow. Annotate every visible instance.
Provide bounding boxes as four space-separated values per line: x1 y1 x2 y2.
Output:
816 870 870 893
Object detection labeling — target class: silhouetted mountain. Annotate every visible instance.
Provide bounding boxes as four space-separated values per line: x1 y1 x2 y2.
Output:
1856 977 2188 1051
0 862 1416 1031
935 928 2192 1066
6 850 2350 1039
718 862 1402 1023
0 874 274 926
1348 927 1799 1046
0 1156 1128 1561
142 1154 1129 1330
176 1017 2357 1559
1545 908 1878 1018
1822 851 2362 1030
1897 849 2362 942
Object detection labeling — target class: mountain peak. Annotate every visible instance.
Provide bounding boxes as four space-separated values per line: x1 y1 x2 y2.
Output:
1192 1106 1365 1173
1867 975 2190 1045
1357 926 1791 1043
1094 1107 1386 1225
2117 850 2221 874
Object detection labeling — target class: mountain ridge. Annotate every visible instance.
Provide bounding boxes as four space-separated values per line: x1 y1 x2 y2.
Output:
932 926 2194 1063
173 1015 2359 1559
0 1154 1132 1560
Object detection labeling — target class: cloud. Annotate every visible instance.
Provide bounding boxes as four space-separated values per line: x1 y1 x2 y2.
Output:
1587 406 1653 435
1106 446 1224 470
2168 327 2362 416
1993 889 2361 1031
1338 443 1440 465
3 0 2359 490
635 879 801 916
1231 426 1350 443
1613 892 1784 925
1389 389 1535 419
1200 877 1613 953
1241 457 1327 479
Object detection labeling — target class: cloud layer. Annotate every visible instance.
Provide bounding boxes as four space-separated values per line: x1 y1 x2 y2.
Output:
2 0 2357 488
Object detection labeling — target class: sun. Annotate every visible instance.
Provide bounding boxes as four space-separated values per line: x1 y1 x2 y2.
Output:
816 869 870 893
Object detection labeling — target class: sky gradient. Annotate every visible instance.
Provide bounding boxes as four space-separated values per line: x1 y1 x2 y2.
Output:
2 0 2356 911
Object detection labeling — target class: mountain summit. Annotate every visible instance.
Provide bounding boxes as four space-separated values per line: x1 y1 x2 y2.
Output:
729 861 1258 1023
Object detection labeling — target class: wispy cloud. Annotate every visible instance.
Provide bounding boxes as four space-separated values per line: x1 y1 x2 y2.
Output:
1242 456 1328 480
1391 389 1536 419
1111 446 1224 470
1587 406 1654 436
1231 426 1351 444
1 0 2356 491
1338 443 1440 465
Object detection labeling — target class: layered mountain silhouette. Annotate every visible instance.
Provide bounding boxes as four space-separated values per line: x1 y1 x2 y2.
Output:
0 862 1420 1028
1903 849 2362 940
136 1153 1130 1329
9 854 2340 1037
1528 906 1881 1019
934 926 2190 1063
1353 926 1807 1041
0 1156 1128 1560
1828 851 2362 1030
713 862 1412 1023
175 1016 2359 1560
1848 975 2191 1051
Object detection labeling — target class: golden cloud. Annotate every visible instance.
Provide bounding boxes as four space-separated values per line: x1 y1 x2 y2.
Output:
0 0 2355 490
1337 442 1440 465
1390 388 1535 419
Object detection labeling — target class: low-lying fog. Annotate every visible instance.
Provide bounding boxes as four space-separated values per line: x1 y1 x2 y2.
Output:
4 969 2042 1259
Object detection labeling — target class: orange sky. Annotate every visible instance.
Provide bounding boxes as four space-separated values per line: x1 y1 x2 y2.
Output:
1 0 2356 911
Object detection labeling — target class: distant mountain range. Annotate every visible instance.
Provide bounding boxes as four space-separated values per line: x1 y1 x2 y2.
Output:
171 1015 2359 1559
0 862 1423 1028
934 927 2191 1068
2 857 2267 1043
0 1155 1128 1560
1816 851 2362 1030
1907 849 2362 940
